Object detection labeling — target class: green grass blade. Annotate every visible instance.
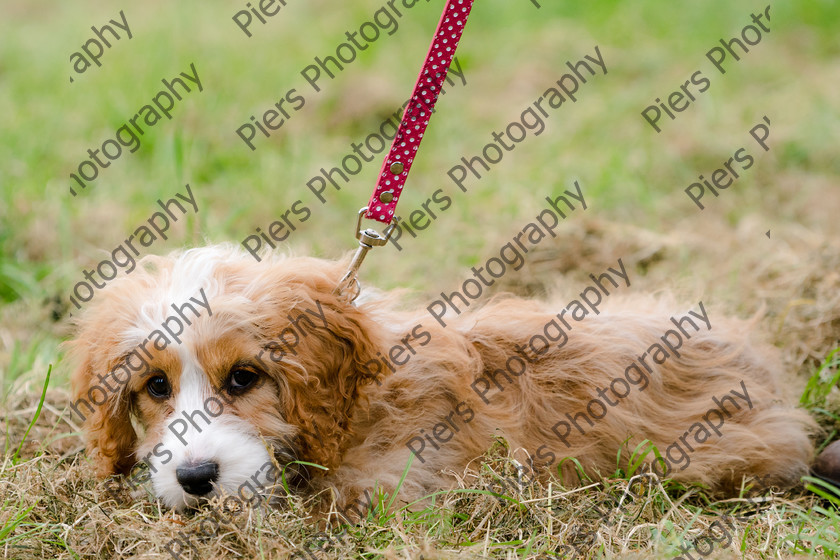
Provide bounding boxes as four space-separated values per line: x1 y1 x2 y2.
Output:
385 453 414 514
12 364 51 464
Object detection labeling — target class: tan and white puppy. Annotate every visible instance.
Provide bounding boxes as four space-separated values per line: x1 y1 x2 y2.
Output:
68 245 819 513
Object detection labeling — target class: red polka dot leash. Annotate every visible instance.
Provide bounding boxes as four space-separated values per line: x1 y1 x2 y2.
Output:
336 0 474 301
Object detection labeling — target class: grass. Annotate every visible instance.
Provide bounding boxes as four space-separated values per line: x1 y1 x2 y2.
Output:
1 0 840 557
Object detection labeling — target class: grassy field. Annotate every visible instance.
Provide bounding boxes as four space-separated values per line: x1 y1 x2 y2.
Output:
1 0 839 557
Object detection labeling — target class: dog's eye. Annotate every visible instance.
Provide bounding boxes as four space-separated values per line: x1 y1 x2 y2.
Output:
146 375 171 399
228 367 259 393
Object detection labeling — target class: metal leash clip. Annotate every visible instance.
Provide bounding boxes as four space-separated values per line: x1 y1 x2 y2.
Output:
335 207 396 302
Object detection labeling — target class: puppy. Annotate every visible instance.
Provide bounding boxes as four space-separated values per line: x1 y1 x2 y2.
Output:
68 245 819 514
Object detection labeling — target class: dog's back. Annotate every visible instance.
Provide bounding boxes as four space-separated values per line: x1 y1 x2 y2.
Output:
453 296 815 493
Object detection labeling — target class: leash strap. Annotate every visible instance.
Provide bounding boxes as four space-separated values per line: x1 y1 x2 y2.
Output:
336 0 473 301
365 0 474 223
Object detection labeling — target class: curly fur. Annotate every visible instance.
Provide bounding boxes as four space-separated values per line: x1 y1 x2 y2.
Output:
68 245 817 513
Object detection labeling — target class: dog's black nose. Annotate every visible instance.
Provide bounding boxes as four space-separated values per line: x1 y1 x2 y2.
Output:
176 461 219 495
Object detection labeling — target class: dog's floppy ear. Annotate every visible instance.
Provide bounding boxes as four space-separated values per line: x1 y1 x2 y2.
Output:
259 258 383 469
315 295 381 413
68 344 137 477
292 295 382 470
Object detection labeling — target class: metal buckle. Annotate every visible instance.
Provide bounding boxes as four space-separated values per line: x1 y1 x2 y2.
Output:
334 207 396 302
